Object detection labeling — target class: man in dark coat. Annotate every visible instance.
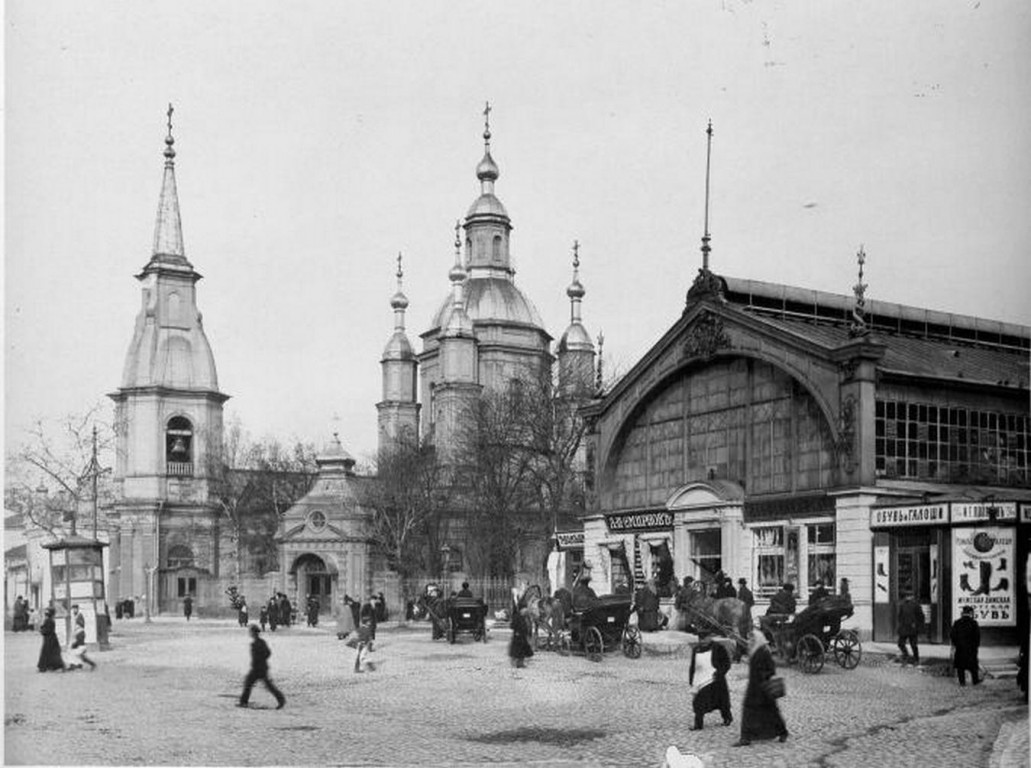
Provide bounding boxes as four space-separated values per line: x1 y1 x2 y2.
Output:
183 595 193 621
267 596 278 632
691 641 733 730
896 593 925 665
572 576 598 612
767 584 797 617
360 596 378 648
735 630 788 746
716 578 737 599
36 607 65 672
457 582 474 598
635 579 668 631
508 605 534 668
737 578 755 609
950 605 981 686
809 579 829 606
238 624 285 709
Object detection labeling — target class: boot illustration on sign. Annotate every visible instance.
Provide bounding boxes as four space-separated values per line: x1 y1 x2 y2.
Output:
959 573 974 593
977 561 992 596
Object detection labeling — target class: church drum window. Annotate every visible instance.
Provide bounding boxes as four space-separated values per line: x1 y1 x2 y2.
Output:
166 416 194 476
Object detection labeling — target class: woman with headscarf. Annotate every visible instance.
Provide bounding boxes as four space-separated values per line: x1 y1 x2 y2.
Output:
37 607 66 672
734 630 788 746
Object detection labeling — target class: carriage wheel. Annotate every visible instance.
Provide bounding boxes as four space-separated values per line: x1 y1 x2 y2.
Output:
797 634 825 674
584 626 604 662
447 618 456 644
832 629 861 669
622 626 642 659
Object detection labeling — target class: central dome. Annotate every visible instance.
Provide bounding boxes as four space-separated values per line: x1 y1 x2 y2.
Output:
430 276 547 332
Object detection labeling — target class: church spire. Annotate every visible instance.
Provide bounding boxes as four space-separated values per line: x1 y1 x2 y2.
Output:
151 103 186 262
444 220 473 336
700 119 713 272
567 240 586 323
686 120 724 304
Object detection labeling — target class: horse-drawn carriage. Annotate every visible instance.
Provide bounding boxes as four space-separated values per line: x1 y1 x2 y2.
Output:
760 595 861 674
566 594 642 662
446 597 488 644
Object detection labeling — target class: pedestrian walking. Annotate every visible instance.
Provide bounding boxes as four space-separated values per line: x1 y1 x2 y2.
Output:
896 593 924 665
278 594 292 627
690 641 733 730
508 603 534 668
238 624 285 709
68 605 96 671
349 613 376 673
183 595 193 621
36 607 65 672
949 605 981 686
13 596 28 632
267 596 278 632
734 630 788 746
259 604 269 632
360 596 378 648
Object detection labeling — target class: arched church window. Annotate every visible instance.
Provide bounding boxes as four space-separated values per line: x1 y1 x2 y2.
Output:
166 416 194 477
167 544 195 569
492 235 502 262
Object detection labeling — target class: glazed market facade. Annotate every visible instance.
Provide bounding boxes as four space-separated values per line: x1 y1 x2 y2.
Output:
578 271 1030 645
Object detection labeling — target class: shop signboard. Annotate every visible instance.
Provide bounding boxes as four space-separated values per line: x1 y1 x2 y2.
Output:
870 504 948 528
952 526 1015 626
604 510 673 533
555 532 584 549
1020 504 1031 523
952 502 1017 523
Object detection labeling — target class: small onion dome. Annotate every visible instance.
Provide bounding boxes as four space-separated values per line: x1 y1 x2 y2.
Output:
382 330 414 360
476 150 499 182
566 277 585 300
390 289 409 311
558 321 594 354
317 433 356 471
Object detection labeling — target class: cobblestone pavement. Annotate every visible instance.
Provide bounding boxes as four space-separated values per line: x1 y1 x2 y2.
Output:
4 618 1027 767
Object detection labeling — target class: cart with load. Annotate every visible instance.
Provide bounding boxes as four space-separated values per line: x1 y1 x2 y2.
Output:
447 597 488 644
565 594 642 662
760 594 861 674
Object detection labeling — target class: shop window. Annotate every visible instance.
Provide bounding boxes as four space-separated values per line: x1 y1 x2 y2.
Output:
691 530 722 583
609 547 632 594
754 526 784 598
177 577 196 598
807 523 835 591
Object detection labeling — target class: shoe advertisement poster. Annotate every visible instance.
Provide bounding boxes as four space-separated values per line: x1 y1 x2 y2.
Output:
874 546 890 604
952 527 1015 626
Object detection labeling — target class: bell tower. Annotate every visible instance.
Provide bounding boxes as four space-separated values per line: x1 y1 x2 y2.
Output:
107 106 229 613
377 253 420 453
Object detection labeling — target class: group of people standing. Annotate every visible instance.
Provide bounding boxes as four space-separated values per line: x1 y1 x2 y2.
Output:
36 604 96 673
11 596 37 633
257 593 294 632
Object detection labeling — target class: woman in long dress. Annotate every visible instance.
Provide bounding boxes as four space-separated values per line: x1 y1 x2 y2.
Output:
37 608 66 672
735 630 787 746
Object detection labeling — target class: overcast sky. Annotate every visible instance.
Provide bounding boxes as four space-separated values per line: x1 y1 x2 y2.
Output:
6 1 1031 465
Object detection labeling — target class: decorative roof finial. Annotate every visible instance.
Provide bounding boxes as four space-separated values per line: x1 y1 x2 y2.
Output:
483 100 492 150
164 103 176 161
449 220 467 287
567 239 585 305
595 330 605 395
390 251 409 316
700 119 713 272
849 245 870 338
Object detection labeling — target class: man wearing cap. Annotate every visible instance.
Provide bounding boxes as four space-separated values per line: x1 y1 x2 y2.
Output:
736 578 755 611
950 605 981 686
238 624 285 709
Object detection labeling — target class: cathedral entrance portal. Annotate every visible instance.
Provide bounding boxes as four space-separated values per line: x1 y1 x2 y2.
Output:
290 553 335 616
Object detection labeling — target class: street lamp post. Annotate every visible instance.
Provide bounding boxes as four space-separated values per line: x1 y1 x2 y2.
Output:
144 565 155 623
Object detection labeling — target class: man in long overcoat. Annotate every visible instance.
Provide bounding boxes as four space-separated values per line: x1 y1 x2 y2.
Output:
950 605 981 685
896 593 925 665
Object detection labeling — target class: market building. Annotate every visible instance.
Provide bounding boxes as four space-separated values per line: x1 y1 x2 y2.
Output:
580 137 1029 644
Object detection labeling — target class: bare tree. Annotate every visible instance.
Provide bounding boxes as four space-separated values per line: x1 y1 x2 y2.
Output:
207 418 317 579
6 402 118 537
367 433 454 615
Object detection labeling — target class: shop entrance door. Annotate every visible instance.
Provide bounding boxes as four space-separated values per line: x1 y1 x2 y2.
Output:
895 545 936 642
690 530 722 586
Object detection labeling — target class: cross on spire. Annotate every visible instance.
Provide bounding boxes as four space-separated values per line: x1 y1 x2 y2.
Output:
396 251 403 279
164 103 176 160
573 239 580 269
483 101 492 147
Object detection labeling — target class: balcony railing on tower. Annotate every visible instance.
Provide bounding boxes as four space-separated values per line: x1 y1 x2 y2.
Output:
166 461 193 477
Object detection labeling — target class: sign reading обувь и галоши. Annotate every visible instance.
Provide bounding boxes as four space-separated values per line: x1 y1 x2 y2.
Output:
871 501 1022 528
604 510 673 533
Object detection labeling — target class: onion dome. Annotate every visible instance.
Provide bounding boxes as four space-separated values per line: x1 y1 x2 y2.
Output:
466 101 510 222
558 241 594 353
383 252 415 360
316 432 356 475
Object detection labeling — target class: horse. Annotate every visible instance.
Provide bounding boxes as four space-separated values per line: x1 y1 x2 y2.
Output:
520 584 568 650
677 585 750 651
